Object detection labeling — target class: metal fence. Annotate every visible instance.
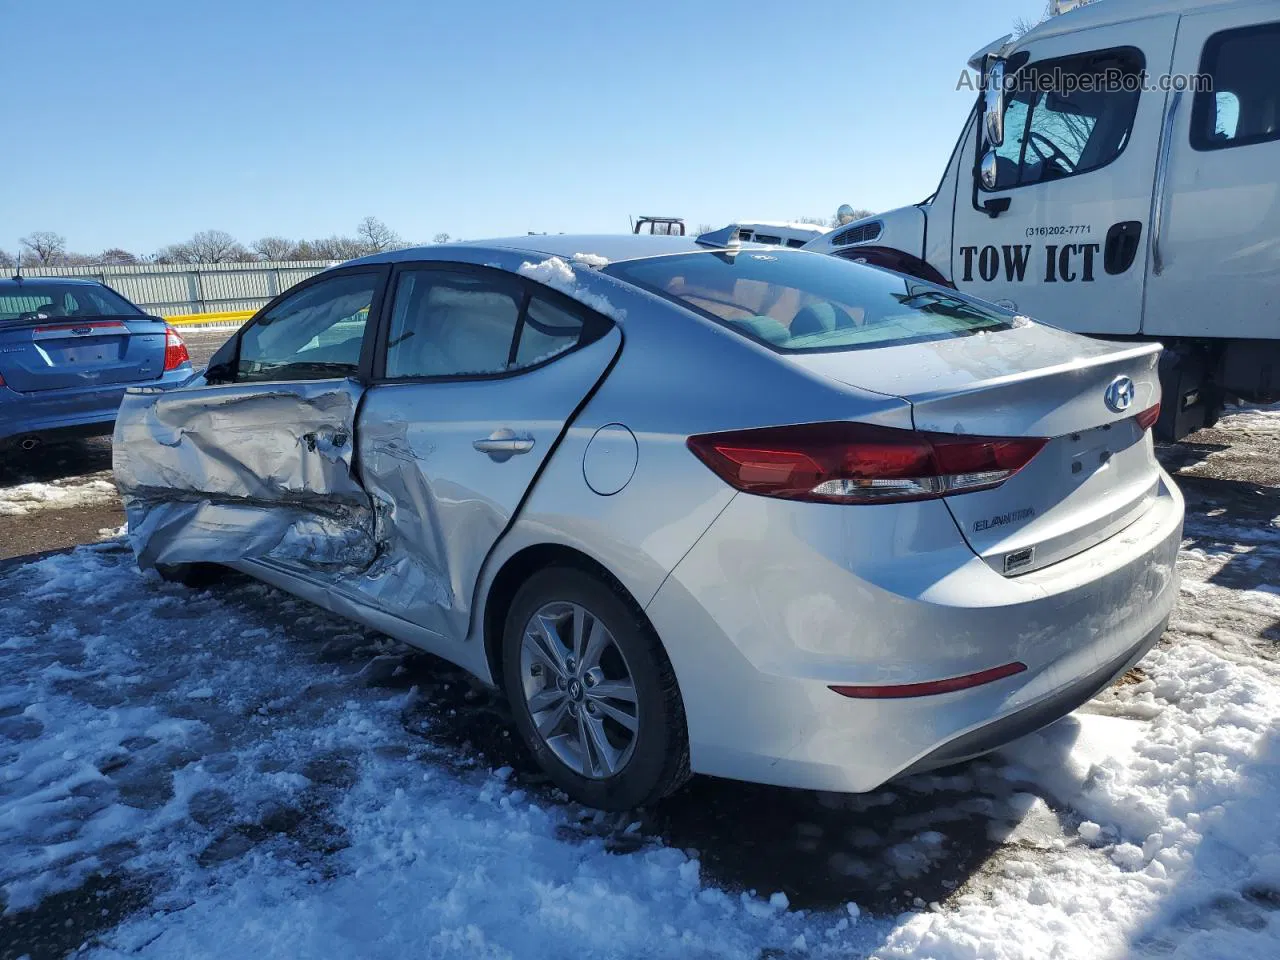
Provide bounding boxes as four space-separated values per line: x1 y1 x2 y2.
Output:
10 260 339 318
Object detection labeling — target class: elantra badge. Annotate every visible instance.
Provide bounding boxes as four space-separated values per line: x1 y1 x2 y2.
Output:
1104 376 1135 413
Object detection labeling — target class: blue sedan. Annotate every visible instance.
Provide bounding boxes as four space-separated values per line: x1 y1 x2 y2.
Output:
0 277 193 451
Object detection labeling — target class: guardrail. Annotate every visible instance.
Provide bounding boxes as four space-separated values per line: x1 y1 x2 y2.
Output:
165 309 255 328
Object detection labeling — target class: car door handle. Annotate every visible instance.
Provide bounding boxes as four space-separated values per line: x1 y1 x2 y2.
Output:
473 428 535 461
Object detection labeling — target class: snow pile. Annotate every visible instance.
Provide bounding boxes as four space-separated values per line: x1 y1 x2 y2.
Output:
0 471 119 516
517 256 624 320
570 252 610 269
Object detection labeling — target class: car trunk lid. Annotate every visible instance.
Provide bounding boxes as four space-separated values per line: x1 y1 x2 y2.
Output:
789 321 1163 574
0 316 169 392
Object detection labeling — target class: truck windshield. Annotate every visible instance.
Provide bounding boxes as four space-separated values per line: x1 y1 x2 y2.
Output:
605 251 1017 353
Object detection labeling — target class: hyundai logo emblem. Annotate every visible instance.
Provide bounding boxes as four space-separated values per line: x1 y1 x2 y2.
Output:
1104 376 1136 413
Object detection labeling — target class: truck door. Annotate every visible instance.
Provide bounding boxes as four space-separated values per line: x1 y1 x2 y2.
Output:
1143 3 1280 341
950 16 1179 333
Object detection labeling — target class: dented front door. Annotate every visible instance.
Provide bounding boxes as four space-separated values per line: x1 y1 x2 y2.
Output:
113 266 389 571
115 380 377 569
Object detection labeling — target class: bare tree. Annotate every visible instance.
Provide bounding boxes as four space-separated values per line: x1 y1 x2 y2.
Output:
252 236 295 261
188 230 247 263
300 235 369 261
156 230 247 264
357 216 401 253
98 248 138 266
433 232 451 244
20 231 68 265
696 223 715 234
0 249 14 268
796 216 829 226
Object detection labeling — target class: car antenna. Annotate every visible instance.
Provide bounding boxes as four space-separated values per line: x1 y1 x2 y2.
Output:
13 248 22 283
694 224 742 249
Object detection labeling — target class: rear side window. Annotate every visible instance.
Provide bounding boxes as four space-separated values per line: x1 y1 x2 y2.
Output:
985 47 1144 190
1192 22 1280 151
382 267 607 380
386 269 523 378
515 297 583 367
605 251 1016 353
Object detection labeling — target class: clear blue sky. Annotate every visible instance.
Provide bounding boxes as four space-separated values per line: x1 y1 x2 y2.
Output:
3 0 1042 255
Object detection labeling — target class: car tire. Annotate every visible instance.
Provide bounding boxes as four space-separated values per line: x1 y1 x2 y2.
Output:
154 562 226 587
502 566 690 810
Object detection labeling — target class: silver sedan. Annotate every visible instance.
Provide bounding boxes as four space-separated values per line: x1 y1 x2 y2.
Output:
113 232 1183 810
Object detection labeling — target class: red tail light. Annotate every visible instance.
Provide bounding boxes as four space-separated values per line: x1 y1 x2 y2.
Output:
163 326 190 371
1135 402 1161 431
686 421 1046 504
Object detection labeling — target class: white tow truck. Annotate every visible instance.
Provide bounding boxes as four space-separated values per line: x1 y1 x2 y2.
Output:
805 0 1280 440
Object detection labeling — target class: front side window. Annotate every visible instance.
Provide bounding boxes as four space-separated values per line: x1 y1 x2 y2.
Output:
986 48 1144 190
237 272 376 382
1192 23 1280 151
605 251 1016 354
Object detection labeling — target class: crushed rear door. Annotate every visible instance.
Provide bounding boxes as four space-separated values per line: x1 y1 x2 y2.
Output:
0 317 168 392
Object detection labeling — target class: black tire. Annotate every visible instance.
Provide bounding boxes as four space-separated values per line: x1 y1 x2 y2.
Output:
154 562 227 587
502 566 690 810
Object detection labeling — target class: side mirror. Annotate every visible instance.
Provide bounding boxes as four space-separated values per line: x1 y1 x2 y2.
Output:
836 204 856 225
980 149 1000 190
204 361 233 384
983 57 1006 148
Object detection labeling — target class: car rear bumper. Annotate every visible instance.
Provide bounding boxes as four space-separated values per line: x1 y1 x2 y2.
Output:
0 366 192 447
645 472 1184 793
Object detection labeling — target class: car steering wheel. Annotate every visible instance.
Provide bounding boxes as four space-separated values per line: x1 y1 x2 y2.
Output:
1028 131 1076 176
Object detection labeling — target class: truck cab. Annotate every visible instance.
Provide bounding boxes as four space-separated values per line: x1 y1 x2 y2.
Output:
806 0 1280 440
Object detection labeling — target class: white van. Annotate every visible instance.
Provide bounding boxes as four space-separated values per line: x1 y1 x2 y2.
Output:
806 0 1280 439
735 221 831 248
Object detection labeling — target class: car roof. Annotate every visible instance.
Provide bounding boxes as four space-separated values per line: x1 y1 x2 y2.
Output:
351 233 742 267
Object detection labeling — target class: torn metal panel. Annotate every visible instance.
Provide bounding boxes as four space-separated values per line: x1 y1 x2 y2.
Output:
114 379 377 571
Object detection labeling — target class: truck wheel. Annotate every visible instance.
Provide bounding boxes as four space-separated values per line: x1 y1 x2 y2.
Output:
502 566 690 810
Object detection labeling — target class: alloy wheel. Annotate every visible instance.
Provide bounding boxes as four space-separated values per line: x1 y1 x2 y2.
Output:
518 600 639 779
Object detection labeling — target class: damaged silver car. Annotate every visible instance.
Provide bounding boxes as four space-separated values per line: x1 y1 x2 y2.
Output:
115 233 1183 811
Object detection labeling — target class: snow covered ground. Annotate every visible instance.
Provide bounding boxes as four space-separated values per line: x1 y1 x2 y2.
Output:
2 414 1279 959
0 471 118 518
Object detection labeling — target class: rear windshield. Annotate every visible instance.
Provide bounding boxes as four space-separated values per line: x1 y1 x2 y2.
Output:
605 251 1017 353
0 282 143 322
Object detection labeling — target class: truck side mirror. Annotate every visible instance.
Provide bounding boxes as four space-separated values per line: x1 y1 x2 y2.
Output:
980 149 1000 190
983 57 1006 148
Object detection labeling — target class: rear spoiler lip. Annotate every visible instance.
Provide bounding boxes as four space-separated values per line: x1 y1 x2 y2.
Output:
0 312 153 330
897 340 1162 405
